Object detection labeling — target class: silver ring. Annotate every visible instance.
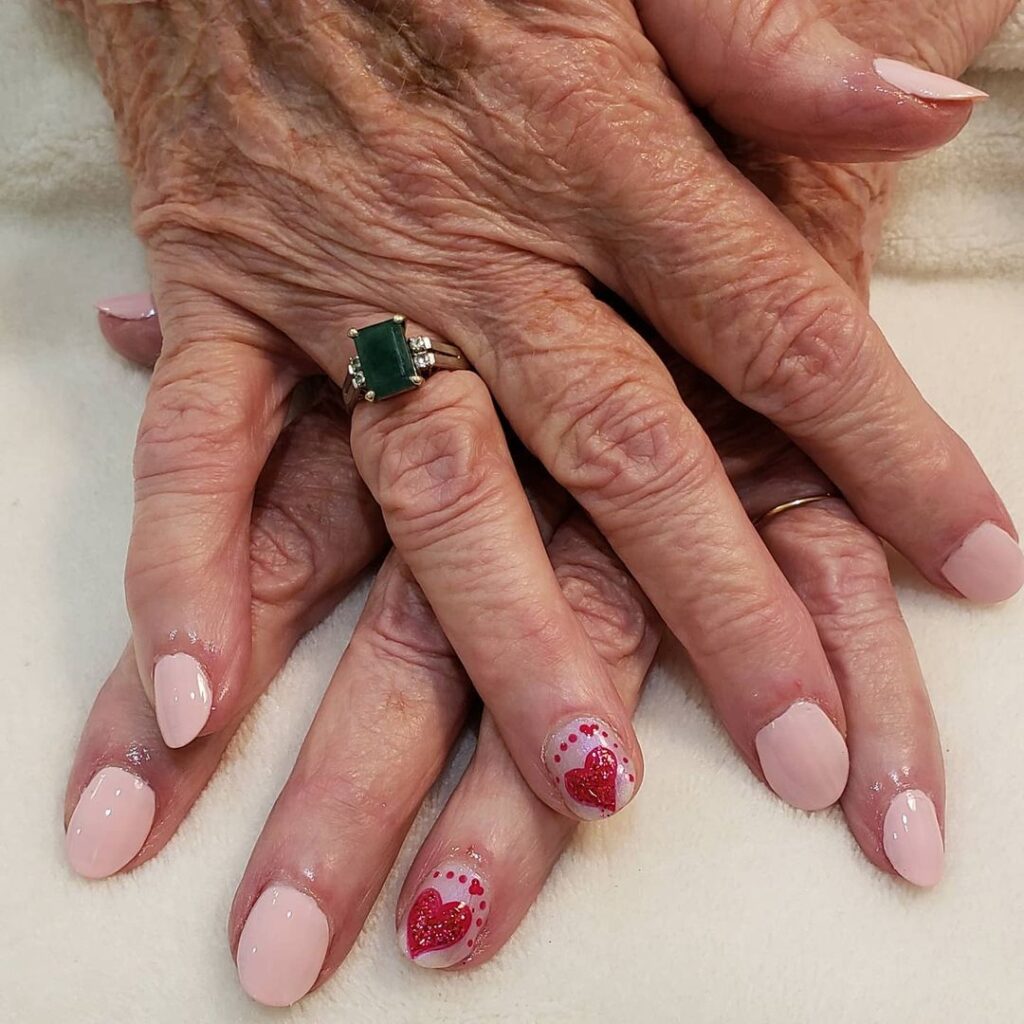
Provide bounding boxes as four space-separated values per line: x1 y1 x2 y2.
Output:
342 315 473 413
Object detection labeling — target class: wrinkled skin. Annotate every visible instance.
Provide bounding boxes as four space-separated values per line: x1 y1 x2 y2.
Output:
64 0 1017 1001
63 0 1020 817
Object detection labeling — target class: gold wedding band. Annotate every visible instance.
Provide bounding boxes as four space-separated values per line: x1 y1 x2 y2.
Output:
752 493 839 528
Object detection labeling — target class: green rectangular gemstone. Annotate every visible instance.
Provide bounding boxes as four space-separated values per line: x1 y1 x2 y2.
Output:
353 318 417 401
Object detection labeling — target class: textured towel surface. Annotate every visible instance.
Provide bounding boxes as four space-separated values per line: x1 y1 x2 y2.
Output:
1 4 1022 1023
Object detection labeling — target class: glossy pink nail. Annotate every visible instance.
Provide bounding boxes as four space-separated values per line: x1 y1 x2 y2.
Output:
883 789 944 887
95 292 156 320
236 885 330 1006
940 522 1024 603
873 58 988 101
153 652 212 748
543 717 636 820
399 858 490 969
754 701 849 811
65 767 155 879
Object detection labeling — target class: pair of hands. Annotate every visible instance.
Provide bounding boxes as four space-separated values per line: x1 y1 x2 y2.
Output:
63 0 1021 1008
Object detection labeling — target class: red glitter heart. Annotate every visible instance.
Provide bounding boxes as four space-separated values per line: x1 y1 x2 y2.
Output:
468 878 484 896
563 745 618 813
406 888 472 958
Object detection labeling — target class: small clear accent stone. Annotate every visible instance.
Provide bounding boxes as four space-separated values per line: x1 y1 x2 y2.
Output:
413 352 435 371
352 372 366 388
409 336 431 352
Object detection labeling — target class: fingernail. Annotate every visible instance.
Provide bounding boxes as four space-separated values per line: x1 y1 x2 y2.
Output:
940 522 1024 603
883 789 944 887
543 716 637 820
237 885 330 1006
754 701 849 811
153 652 212 748
95 292 157 320
399 859 489 969
65 766 155 879
873 58 988 102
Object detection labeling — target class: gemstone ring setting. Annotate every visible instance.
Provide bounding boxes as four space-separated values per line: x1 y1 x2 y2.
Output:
342 315 472 413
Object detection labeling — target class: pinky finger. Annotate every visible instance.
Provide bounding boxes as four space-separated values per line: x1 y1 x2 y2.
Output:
758 501 946 887
396 516 662 969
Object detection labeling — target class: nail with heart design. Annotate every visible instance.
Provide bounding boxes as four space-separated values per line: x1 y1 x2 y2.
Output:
543 716 637 820
399 859 489 969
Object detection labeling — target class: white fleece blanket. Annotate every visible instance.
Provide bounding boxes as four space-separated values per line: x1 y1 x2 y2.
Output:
1 5 1022 1023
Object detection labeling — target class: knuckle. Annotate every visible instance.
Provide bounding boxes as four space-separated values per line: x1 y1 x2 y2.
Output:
736 276 872 425
739 0 811 61
705 593 796 656
787 516 901 635
553 532 655 668
356 561 459 674
553 374 714 512
361 375 507 545
248 499 321 607
292 762 404 835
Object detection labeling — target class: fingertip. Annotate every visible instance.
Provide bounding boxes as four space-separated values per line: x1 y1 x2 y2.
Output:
873 59 988 103
398 858 491 970
754 701 850 812
236 885 330 1006
542 716 639 821
153 652 212 748
940 522 1024 604
96 296 162 366
882 789 945 888
65 766 156 880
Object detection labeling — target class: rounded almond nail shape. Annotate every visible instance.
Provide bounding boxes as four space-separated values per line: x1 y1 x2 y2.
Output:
754 701 849 811
399 859 489 969
543 717 636 820
883 789 944 888
236 885 330 1007
65 766 155 879
153 652 212 748
940 522 1024 604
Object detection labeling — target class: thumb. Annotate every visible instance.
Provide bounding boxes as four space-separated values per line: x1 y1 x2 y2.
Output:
637 0 987 162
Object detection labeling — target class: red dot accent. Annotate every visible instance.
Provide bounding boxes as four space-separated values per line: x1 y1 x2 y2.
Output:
623 758 629 765
554 754 561 763
479 901 487 910
601 731 608 738
476 918 483 927
629 774 635 782
560 742 568 751
459 875 467 884
446 871 455 879
613 743 619 748
569 734 578 743
467 939 473 947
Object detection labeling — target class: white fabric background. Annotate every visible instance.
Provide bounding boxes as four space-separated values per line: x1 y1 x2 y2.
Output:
1 4 1022 1022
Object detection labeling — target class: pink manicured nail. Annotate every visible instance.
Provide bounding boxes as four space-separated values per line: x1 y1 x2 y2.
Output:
883 789 944 887
153 652 212 748
237 885 330 1006
873 58 988 101
95 292 156 320
543 716 636 820
754 701 849 811
65 767 155 879
940 522 1024 603
399 858 490 969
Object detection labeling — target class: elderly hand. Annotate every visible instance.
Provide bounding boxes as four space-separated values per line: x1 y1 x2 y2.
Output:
68 0 1018 990
66 0 1020 938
